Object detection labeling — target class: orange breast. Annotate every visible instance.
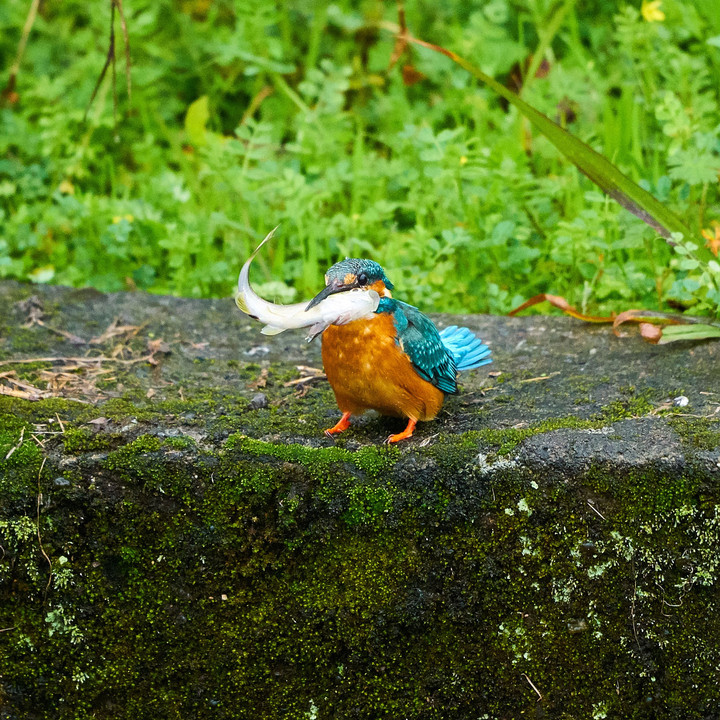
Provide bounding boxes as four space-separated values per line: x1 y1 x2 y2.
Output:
321 314 445 421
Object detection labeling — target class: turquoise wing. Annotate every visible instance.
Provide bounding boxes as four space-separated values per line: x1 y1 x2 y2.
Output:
379 299 458 394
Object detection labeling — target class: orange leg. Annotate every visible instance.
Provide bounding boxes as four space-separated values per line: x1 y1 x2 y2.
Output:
386 418 417 444
325 411 352 438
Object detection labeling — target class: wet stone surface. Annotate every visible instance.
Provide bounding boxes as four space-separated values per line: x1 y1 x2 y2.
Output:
1 280 719 719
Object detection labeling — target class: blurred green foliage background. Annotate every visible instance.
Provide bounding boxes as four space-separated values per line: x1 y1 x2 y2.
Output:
1 0 719 315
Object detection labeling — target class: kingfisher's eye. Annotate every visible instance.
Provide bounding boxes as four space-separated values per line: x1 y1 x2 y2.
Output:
357 272 368 286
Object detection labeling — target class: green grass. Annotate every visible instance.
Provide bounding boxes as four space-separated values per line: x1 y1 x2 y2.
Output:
1 0 719 316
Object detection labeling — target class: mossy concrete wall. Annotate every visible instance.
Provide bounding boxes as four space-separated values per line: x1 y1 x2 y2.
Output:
1 279 719 719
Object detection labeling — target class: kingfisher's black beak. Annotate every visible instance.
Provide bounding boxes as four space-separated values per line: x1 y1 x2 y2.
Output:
305 280 353 310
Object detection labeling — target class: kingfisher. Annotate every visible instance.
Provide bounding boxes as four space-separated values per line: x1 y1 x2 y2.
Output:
305 258 492 443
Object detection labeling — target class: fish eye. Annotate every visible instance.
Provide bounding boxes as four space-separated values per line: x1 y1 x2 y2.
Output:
357 272 368 286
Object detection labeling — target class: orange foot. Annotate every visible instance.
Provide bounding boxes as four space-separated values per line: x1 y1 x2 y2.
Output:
325 411 352 438
385 418 417 444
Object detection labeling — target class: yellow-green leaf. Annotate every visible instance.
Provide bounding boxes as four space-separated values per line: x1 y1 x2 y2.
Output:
185 95 210 146
658 324 720 343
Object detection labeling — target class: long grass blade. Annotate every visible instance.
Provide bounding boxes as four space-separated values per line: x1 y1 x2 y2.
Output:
396 30 714 264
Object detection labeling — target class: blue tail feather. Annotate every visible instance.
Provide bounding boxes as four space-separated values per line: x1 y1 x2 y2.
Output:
439 325 492 372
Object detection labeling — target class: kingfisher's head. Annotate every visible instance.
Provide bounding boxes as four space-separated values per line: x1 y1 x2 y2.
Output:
305 259 394 310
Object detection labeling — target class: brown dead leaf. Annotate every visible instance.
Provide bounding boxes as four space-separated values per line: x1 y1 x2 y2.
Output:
639 323 663 344
612 309 685 337
293 384 311 399
508 55 551 95
402 64 426 85
249 368 268 390
509 294 614 323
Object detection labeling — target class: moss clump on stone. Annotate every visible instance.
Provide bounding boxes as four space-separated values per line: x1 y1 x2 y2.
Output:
668 416 720 450
2 391 720 719
596 393 655 423
2 280 720 718
63 427 120 454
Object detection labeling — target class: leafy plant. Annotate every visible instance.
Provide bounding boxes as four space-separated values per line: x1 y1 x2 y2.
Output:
0 0 718 320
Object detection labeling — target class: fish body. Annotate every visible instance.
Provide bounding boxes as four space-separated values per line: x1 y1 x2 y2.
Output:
235 229 379 340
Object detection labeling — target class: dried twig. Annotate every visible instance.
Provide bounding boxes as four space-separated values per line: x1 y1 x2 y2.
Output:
240 85 274 126
0 384 41 400
516 372 561 385
36 458 53 599
2 0 41 103
0 351 157 403
85 0 132 125
18 297 86 344
34 320 86 345
522 673 543 700
387 0 407 70
5 427 25 460
90 319 146 345
283 375 325 387
0 354 154 367
281 365 326 391
630 561 640 650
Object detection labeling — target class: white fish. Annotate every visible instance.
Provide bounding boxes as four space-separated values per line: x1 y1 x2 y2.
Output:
235 228 379 341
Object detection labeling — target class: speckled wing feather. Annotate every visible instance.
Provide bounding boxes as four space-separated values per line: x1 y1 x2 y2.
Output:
379 299 458 394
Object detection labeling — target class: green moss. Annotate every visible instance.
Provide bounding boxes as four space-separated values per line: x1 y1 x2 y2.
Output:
3 416 720 720
224 433 399 481
598 391 654 422
5 328 50 354
0 412 27 436
0 395 100 427
346 486 394 524
669 417 720 450
163 435 196 451
0 436 44 502
12 360 53 380
469 415 606 455
104 435 165 483
63 427 119 454
585 465 699 518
